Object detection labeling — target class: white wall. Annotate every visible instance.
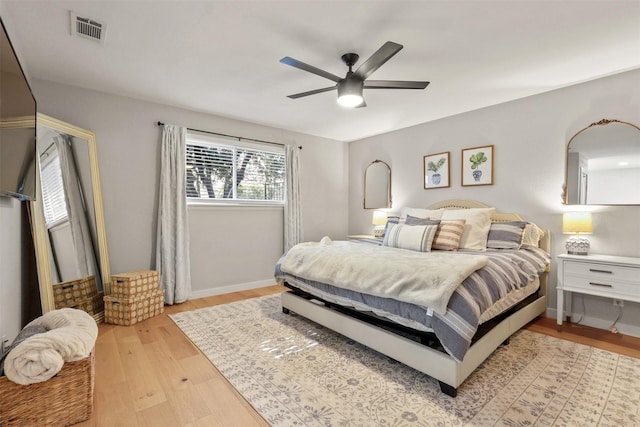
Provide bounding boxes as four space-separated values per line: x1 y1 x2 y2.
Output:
588 167 640 204
349 69 640 336
0 197 25 342
32 80 349 298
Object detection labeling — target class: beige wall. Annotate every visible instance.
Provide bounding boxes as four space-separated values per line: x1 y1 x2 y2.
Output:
348 68 640 336
31 80 349 297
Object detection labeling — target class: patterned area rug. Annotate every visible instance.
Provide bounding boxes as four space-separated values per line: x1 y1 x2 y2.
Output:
170 294 639 426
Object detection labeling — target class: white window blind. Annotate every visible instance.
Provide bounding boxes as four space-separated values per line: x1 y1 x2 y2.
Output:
40 153 68 227
186 133 285 204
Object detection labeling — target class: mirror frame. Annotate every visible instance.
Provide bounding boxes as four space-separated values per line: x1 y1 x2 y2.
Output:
563 118 640 206
31 113 111 322
363 159 392 209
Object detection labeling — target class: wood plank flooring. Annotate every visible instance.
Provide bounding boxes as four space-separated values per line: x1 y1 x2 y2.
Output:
75 285 639 426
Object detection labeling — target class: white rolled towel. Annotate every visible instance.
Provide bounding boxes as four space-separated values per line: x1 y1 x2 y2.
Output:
4 308 98 385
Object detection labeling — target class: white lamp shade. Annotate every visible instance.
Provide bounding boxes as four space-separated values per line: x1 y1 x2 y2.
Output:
562 212 593 234
372 210 387 226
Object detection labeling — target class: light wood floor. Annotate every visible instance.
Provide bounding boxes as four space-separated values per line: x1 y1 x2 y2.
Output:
76 285 640 426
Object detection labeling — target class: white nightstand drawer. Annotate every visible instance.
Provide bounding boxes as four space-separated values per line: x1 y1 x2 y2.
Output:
564 261 640 284
563 274 638 298
557 254 640 327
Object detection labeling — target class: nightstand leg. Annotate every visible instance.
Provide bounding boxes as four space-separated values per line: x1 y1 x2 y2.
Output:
557 288 564 327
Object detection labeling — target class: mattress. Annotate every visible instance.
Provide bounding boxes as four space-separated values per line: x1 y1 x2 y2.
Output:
276 245 550 362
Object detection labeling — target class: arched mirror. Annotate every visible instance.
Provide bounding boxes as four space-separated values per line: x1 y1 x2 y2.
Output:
364 160 391 209
564 119 640 205
30 114 110 322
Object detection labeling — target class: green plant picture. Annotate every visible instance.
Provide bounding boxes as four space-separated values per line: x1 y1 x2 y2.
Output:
462 145 494 186
423 151 450 189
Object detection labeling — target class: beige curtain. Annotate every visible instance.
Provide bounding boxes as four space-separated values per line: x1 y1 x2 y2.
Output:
284 144 302 251
156 124 191 304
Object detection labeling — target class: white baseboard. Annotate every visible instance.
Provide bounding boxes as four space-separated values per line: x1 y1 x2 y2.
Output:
546 308 640 338
189 279 276 299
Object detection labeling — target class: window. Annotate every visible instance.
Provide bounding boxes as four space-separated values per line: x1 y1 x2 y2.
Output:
186 133 285 204
40 151 69 227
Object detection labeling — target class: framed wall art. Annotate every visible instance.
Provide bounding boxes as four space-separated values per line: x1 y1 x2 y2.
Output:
424 151 450 189
462 145 494 186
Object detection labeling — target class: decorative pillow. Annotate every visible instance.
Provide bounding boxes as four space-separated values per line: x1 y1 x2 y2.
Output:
432 219 466 251
400 207 444 219
440 207 495 251
381 216 401 238
521 222 545 246
487 221 528 249
383 224 438 252
405 215 441 226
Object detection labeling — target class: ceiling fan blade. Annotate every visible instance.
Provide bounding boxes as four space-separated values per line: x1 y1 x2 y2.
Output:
365 80 430 89
353 41 403 81
280 57 342 83
286 86 337 99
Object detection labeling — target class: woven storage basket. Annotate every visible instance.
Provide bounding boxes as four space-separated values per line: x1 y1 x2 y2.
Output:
66 292 104 315
0 349 95 427
53 275 97 309
104 288 165 326
111 270 159 298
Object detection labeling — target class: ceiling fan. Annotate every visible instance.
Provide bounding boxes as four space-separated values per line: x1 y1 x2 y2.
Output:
280 41 429 108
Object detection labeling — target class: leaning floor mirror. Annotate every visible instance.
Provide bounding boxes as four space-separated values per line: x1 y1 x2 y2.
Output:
30 114 110 322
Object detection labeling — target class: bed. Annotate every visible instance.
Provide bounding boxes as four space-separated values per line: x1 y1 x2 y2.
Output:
276 199 550 397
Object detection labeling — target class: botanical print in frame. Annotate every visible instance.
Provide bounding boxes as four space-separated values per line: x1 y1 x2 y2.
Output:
424 151 450 189
462 145 494 186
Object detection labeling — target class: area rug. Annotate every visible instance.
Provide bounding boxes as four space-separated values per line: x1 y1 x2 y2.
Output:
169 294 639 426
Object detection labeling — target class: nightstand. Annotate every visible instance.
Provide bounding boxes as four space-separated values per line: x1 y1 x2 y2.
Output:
556 253 640 326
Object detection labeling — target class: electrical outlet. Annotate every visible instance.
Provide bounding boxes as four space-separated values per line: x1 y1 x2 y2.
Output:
613 299 624 307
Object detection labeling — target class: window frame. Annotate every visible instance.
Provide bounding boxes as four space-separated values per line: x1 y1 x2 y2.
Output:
185 131 286 207
39 149 69 228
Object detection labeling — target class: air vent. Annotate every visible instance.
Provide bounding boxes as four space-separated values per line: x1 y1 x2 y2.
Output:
70 12 107 44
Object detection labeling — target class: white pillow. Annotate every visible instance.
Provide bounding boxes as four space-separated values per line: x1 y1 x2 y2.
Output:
440 207 495 251
400 207 444 219
383 224 438 252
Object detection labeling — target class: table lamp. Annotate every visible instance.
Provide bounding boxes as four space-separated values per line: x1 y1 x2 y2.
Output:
372 211 387 238
562 212 592 255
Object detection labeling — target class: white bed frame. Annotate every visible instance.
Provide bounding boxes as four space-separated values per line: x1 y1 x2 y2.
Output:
281 199 550 397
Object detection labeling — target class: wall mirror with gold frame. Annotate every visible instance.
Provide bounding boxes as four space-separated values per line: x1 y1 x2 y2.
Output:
364 160 391 209
30 114 110 322
564 119 640 205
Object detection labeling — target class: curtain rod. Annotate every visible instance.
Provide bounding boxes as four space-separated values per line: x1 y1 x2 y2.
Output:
156 121 301 149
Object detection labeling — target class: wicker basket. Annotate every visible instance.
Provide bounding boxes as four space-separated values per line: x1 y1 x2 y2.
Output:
66 292 105 315
111 270 160 298
53 275 98 309
0 349 95 426
104 289 165 326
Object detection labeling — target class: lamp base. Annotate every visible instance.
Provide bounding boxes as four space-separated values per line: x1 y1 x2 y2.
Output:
566 236 590 255
373 225 385 238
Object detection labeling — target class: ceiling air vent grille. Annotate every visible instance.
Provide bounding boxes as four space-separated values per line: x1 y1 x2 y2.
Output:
70 12 107 44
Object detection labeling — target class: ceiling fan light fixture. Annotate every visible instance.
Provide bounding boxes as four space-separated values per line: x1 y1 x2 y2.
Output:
337 79 364 108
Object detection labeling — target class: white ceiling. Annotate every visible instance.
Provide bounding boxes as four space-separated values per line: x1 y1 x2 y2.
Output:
2 1 639 142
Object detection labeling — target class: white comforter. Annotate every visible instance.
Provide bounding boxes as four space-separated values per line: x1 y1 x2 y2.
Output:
281 237 489 315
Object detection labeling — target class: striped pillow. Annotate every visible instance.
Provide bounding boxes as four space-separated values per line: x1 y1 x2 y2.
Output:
405 215 441 226
383 224 438 252
487 221 528 249
431 219 466 251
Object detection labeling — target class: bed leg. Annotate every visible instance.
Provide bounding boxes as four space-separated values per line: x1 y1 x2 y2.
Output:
502 337 510 346
439 381 457 398
282 307 290 315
